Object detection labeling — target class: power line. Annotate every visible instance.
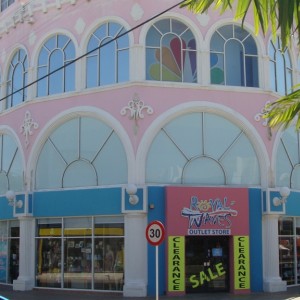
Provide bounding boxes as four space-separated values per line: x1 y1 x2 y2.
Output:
2 0 186 104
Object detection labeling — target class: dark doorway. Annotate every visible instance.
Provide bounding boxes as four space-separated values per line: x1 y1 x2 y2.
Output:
185 236 229 293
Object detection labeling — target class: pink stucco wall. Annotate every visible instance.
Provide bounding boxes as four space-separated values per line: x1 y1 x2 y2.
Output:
0 0 298 166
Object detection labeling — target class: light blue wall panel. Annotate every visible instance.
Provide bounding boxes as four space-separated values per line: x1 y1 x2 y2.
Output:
33 188 122 217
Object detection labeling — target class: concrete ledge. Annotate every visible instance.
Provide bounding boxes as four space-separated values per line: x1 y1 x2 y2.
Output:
13 277 34 291
123 281 147 297
263 278 287 292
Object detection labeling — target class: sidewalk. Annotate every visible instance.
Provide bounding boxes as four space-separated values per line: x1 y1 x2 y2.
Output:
0 286 299 300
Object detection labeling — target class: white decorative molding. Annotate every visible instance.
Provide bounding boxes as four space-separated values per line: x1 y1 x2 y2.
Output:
0 0 82 37
20 111 39 148
254 101 271 127
75 17 86 35
196 13 210 27
131 3 144 22
120 93 153 135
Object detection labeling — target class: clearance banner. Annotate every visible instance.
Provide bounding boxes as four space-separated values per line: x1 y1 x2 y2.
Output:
234 236 250 290
168 236 185 292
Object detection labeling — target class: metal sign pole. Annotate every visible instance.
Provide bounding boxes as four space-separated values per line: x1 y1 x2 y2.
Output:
156 245 159 300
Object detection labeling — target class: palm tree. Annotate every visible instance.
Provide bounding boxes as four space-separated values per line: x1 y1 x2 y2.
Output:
181 0 300 130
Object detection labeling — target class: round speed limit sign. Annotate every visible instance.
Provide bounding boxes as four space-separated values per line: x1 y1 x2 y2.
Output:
146 221 165 246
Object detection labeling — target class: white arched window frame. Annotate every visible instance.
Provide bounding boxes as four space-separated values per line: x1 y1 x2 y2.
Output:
145 18 197 83
269 36 293 95
35 116 128 189
146 112 260 185
276 127 300 190
0 134 23 195
86 21 129 88
6 48 28 108
210 24 259 87
37 34 75 97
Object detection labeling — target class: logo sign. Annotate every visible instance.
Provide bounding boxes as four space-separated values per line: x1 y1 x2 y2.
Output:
146 221 165 246
181 195 238 235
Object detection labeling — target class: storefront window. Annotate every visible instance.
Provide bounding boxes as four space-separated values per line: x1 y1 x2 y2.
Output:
36 217 124 291
94 217 124 291
36 219 62 288
0 220 20 284
278 217 300 285
64 217 92 289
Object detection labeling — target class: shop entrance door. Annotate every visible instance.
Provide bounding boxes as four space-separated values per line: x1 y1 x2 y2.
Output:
185 236 229 293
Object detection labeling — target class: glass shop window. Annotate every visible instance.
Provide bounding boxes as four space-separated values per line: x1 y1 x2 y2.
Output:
63 217 92 289
94 217 124 291
0 220 20 284
36 219 62 288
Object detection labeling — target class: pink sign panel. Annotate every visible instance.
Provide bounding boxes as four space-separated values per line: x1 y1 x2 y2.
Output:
166 187 249 236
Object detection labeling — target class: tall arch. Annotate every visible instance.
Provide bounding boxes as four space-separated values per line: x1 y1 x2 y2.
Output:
28 107 134 190
272 125 300 190
0 126 25 195
136 101 269 187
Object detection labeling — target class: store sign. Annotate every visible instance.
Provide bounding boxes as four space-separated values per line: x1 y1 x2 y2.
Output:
189 262 226 288
234 236 250 289
168 236 185 292
181 195 238 235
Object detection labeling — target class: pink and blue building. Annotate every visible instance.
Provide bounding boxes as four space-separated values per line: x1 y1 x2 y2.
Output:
0 0 299 297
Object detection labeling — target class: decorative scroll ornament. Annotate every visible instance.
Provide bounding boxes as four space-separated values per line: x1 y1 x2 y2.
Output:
254 101 272 127
254 101 272 140
20 111 39 148
121 93 153 134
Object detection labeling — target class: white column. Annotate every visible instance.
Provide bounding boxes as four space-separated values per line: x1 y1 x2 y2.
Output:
123 213 147 297
260 55 271 91
13 217 35 291
130 44 144 82
263 214 287 292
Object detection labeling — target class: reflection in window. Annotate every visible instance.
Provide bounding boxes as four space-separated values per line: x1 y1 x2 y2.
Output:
146 112 260 185
35 117 127 189
210 24 258 87
36 217 124 291
0 220 19 284
269 36 293 95
0 134 23 195
86 22 129 88
37 34 75 97
278 217 298 285
276 128 300 189
146 18 197 83
6 49 28 108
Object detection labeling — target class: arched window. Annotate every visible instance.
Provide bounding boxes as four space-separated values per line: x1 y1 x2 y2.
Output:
269 36 293 95
276 127 300 190
146 112 260 185
86 22 129 87
36 117 127 189
210 24 259 87
37 34 75 97
0 134 23 195
6 49 28 108
146 18 197 83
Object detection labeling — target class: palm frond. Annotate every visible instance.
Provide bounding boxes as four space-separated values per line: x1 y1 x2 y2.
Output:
180 0 300 48
264 88 300 130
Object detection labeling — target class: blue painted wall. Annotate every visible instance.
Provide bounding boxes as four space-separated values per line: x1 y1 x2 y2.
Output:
147 186 166 296
248 188 263 292
286 191 300 216
0 197 14 219
33 188 122 217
